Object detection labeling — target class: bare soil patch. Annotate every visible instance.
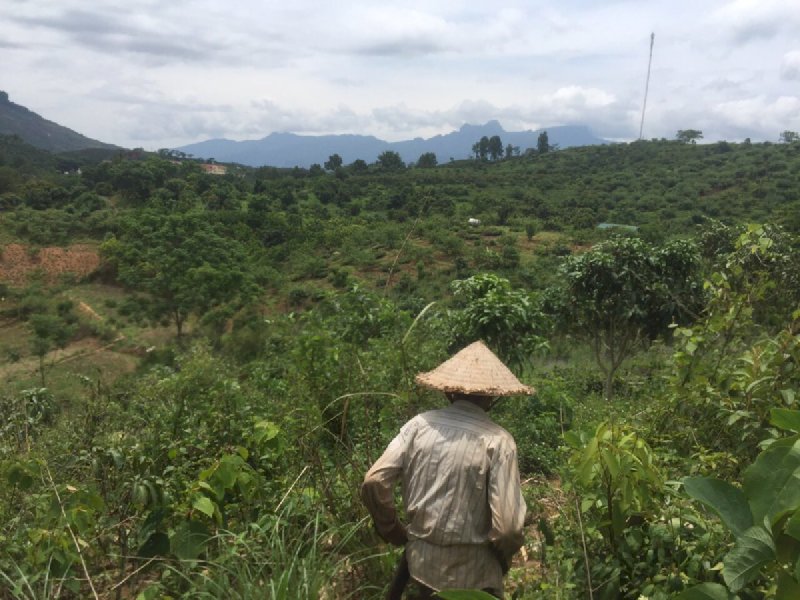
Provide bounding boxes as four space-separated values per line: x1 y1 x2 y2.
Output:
0 243 100 286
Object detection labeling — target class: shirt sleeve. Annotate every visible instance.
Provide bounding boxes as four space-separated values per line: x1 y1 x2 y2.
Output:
360 426 409 542
487 441 526 563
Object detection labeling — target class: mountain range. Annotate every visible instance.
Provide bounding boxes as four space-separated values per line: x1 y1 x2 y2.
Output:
0 90 608 167
0 91 117 153
176 121 608 168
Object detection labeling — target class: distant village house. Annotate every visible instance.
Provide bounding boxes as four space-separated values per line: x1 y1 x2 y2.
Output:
200 163 227 175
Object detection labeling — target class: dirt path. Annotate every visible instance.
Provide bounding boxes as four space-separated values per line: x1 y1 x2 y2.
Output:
0 335 125 382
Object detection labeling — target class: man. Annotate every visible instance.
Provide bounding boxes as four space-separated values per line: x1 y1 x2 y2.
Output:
361 341 531 599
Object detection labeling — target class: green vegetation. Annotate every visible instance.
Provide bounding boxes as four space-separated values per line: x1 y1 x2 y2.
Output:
1 137 800 598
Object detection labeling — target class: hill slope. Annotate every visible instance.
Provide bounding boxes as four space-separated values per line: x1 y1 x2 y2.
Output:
0 91 117 153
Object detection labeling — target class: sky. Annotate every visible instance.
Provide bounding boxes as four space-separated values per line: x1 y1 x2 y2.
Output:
2 0 799 150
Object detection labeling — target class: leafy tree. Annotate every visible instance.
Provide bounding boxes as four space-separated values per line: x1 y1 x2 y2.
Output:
471 141 480 160
683 407 800 597
416 152 438 168
478 136 490 160
101 212 256 337
28 310 75 386
779 130 799 143
450 273 546 369
488 135 503 161
349 158 368 173
676 129 704 144
537 131 550 154
376 150 405 171
0 165 21 194
553 236 702 401
324 153 343 171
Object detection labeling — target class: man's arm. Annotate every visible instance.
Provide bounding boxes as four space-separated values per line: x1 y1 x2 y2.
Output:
487 444 526 570
360 432 409 546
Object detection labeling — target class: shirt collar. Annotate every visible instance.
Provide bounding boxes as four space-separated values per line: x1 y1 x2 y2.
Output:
450 399 489 418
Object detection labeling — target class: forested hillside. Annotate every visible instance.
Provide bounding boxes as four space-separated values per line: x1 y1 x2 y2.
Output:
0 92 117 154
1 136 799 599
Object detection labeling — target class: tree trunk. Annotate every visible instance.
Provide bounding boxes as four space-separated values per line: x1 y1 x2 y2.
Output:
39 354 46 387
604 368 615 404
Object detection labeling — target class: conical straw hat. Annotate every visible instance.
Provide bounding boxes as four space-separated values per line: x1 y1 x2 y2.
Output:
415 341 533 396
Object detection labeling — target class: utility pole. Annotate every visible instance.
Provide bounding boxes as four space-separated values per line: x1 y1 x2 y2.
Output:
638 32 655 140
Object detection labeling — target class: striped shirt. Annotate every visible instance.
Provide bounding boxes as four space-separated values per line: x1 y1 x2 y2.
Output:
361 400 526 594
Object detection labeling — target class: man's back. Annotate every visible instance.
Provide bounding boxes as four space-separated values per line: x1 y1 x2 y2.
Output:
362 400 526 593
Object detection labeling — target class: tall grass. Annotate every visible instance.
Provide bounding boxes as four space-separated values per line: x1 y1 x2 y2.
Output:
0 557 65 600
151 508 387 600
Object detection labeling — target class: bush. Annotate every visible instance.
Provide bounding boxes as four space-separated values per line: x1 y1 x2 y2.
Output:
495 374 573 475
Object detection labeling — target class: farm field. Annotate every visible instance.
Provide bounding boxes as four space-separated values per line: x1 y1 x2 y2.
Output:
1 135 800 598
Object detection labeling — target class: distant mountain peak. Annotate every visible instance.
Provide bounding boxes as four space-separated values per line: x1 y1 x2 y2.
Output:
458 120 504 134
178 121 607 168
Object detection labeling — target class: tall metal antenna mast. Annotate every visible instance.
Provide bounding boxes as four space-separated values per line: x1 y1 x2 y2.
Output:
638 32 655 140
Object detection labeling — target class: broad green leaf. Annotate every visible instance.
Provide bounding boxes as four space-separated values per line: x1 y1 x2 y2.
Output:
135 585 163 600
137 532 169 558
673 583 736 600
776 571 800 600
743 437 800 526
683 476 753 537
786 510 800 541
6 463 35 490
600 448 620 479
192 496 215 518
214 459 237 490
170 521 210 561
436 590 497 600
563 430 582 448
771 409 800 433
723 526 776 592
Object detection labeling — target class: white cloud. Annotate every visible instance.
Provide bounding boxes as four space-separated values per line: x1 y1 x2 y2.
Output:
1 0 797 149
782 51 800 81
710 0 800 43
712 95 800 140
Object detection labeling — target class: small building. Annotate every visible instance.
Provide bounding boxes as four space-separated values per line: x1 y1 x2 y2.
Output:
597 222 638 232
201 163 227 175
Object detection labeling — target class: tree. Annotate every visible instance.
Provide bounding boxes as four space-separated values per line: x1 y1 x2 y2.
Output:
552 237 702 401
478 136 490 160
376 150 405 171
488 135 503 161
349 158 368 173
450 273 546 370
779 130 799 143
101 213 256 337
676 129 703 144
537 131 550 154
28 310 75 387
324 153 343 171
416 152 438 168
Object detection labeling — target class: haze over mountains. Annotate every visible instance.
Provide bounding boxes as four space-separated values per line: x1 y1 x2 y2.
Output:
176 122 608 168
1 90 608 167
